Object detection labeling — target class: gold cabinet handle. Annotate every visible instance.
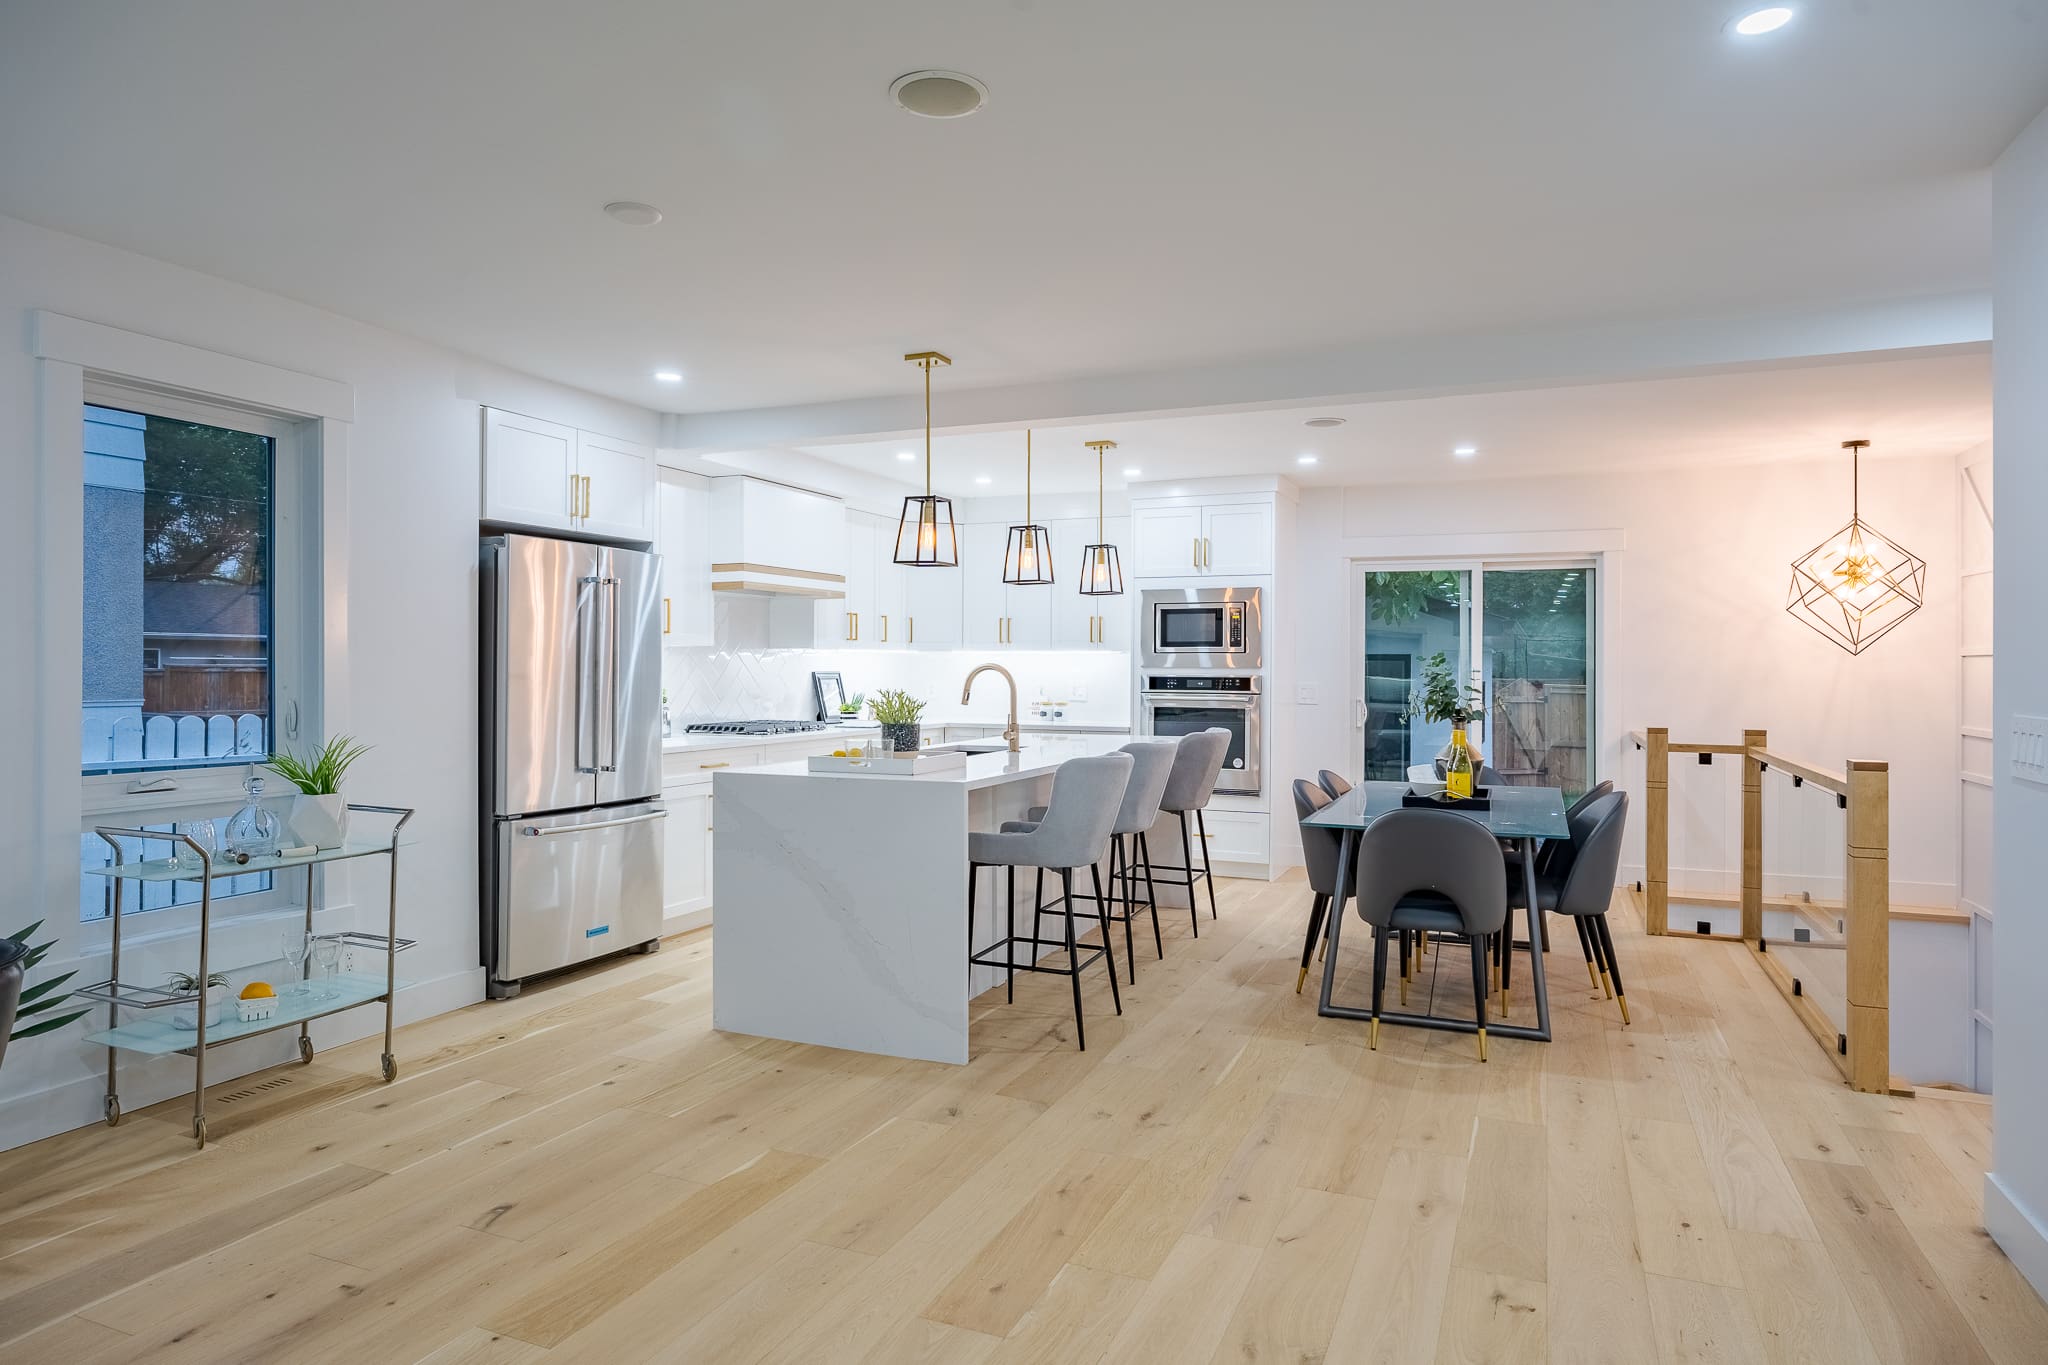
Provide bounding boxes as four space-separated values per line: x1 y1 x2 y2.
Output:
570 473 580 519
880 614 888 643
851 611 859 641
663 597 672 635
699 761 730 769
579 475 592 519
908 616 914 645
1194 536 1201 568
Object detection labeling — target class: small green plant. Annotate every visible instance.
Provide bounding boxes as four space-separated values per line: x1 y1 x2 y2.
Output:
165 970 232 994
267 734 372 796
840 690 866 715
867 689 926 725
1408 652 1483 727
7 921 88 1042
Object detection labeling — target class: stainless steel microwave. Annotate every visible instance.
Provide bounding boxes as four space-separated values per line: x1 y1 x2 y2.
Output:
1142 587 1262 670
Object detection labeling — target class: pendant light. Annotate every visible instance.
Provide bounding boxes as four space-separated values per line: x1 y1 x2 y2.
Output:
894 351 959 567
1785 439 1926 655
1078 439 1124 596
1002 429 1055 585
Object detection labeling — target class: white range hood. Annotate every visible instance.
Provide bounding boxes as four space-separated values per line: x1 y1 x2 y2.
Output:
709 476 848 599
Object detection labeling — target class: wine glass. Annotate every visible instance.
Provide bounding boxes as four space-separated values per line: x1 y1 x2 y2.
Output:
280 930 310 998
311 935 342 999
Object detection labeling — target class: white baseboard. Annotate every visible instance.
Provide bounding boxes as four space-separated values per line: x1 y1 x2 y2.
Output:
0 965 483 1154
1986 1171 2048 1302
664 907 713 937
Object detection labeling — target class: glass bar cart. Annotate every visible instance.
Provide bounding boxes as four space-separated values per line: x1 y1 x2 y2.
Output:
79 803 415 1148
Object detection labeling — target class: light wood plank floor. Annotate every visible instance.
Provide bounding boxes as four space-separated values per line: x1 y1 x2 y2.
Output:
0 873 2039 1364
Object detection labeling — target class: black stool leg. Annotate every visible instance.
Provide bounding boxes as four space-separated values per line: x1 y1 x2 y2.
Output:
1113 838 1135 984
1369 925 1389 1051
1593 914 1629 1025
1196 808 1219 919
1060 868 1086 1051
1006 866 1016 1002
1470 932 1490 1061
967 861 978 985
1296 893 1328 993
1090 863 1122 1014
1176 813 1201 938
1033 867 1047 961
1138 834 1164 958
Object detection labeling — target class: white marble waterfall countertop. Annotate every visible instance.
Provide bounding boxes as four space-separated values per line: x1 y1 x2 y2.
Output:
735 732 1138 790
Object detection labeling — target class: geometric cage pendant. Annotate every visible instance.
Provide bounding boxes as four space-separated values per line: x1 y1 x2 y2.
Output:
1784 440 1926 655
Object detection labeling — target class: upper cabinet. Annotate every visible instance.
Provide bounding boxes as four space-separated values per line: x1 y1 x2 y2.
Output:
1131 498 1273 578
709 477 846 592
656 470 713 648
482 407 654 540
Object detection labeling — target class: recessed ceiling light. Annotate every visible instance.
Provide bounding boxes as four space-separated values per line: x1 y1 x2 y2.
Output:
1123 467 1142 477
653 370 683 383
1732 7 1794 36
1304 417 1347 430
1297 454 1319 466
602 201 663 226
1453 445 1479 458
889 70 988 119
974 475 992 485
896 450 916 462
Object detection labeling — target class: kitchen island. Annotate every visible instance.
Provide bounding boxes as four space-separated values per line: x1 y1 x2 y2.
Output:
711 734 1136 1063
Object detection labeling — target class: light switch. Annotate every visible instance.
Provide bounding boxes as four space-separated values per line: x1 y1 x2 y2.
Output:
2016 715 2048 786
1297 683 1320 705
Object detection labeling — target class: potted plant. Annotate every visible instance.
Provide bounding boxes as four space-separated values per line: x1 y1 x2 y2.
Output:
167 970 232 1031
268 734 371 849
0 920 89 1071
1407 652 1485 785
839 690 865 719
868 689 927 754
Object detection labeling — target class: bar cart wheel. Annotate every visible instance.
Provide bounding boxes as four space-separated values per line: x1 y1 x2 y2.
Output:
298 1034 314 1064
103 1095 121 1127
381 1053 398 1083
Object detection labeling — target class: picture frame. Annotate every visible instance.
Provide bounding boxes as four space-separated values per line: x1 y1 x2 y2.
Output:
812 671 847 722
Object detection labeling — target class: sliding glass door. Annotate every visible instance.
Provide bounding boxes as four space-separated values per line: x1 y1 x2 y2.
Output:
1361 562 1596 799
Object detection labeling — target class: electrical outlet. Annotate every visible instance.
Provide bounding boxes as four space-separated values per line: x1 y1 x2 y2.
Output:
1296 683 1320 705
1072 685 1088 701
2016 715 2048 786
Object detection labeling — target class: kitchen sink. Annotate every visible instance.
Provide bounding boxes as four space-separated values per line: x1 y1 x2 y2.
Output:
927 741 1012 755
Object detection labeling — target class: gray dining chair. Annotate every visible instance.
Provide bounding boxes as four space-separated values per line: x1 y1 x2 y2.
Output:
1154 729 1232 933
1353 807 1508 1060
1292 779 1347 994
968 752 1133 1051
1509 790 1631 1023
1008 740 1176 983
1316 769 1353 800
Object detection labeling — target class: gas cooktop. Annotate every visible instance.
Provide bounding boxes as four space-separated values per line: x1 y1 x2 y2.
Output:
683 719 831 736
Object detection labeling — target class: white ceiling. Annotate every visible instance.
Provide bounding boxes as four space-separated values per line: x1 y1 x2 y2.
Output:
766 349 1991 497
2 2 2042 416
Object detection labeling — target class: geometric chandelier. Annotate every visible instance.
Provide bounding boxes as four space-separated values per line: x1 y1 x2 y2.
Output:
1785 439 1926 655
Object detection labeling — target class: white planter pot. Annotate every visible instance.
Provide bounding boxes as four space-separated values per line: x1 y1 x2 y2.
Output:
291 793 350 849
171 985 227 1031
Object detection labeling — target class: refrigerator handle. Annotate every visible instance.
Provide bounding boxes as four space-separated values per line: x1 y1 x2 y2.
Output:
603 577 621 773
575 575 602 774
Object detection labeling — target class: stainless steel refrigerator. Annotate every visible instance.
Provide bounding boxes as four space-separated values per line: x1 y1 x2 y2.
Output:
481 533 665 997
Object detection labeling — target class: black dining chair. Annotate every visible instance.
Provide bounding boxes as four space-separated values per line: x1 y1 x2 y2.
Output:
1353 808 1508 1060
1510 790 1631 1022
1292 779 1348 993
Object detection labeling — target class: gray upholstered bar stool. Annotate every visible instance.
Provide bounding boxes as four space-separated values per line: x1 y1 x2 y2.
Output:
967 752 1133 1051
1152 728 1232 934
1007 740 1176 984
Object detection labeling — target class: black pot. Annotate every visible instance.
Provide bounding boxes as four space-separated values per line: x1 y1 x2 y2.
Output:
881 721 922 754
0 938 28 1072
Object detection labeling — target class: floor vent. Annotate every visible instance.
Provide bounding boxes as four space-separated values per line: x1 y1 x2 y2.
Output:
216 1076 295 1105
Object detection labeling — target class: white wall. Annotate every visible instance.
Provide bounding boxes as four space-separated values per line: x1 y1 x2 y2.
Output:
1288 454 1963 904
0 212 659 1149
1987 103 2048 1299
1957 440 1995 1093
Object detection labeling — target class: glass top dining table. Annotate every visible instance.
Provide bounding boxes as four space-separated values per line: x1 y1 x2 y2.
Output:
1302 781 1570 1043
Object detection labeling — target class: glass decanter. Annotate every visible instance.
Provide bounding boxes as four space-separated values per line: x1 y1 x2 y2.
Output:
224 774 283 859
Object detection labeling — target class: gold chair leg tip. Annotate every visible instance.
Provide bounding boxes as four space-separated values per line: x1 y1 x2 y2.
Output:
1369 1018 1380 1051
1476 1027 1489 1062
1617 995 1631 1025
1295 966 1308 994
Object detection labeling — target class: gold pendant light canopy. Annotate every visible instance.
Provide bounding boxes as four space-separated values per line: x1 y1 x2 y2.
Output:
1785 439 1926 655
894 351 959 567
1078 439 1124 597
1002 428 1055 586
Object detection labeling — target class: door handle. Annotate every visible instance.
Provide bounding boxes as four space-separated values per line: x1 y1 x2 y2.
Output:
520 810 667 837
663 597 672 635
698 761 730 769
603 578 621 773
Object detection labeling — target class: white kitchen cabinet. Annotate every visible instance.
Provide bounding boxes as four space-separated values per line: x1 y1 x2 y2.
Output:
904 557 963 647
656 470 713 648
1131 504 1206 577
662 787 713 921
1050 516 1131 647
1201 503 1273 576
482 408 577 533
576 430 656 540
960 523 1009 647
870 517 909 646
1131 500 1273 578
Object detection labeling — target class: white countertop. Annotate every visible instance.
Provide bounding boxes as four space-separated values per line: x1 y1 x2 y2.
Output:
728 733 1138 791
663 719 1128 753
